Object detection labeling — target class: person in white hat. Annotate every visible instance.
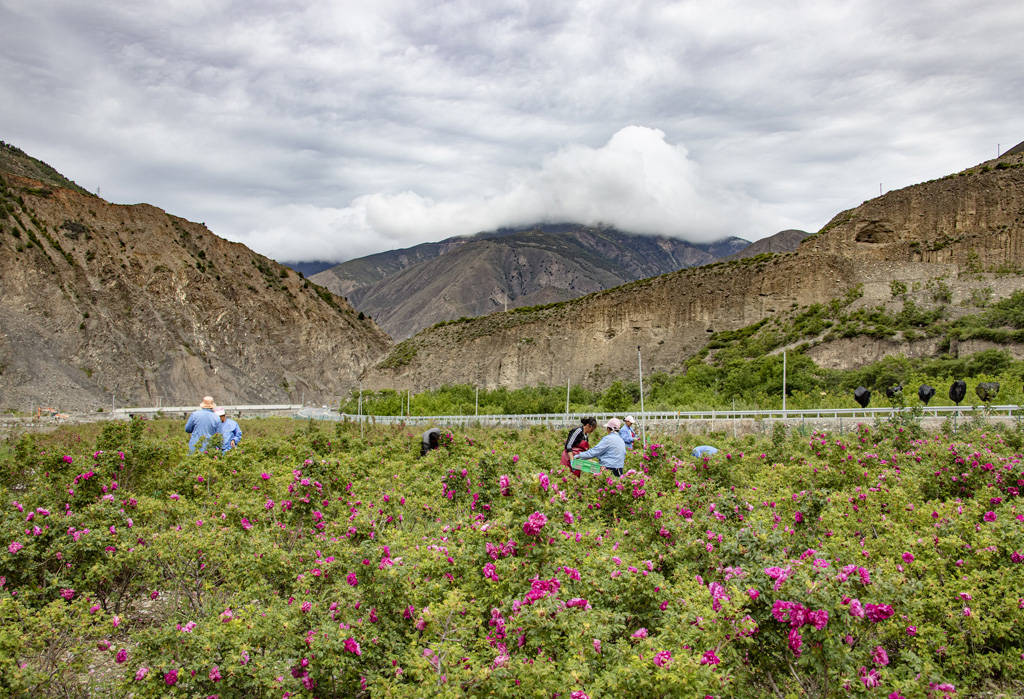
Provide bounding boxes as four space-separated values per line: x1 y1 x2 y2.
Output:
216 408 242 451
620 415 637 450
574 418 627 477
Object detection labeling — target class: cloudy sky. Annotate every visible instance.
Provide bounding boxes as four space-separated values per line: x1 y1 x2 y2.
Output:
1 1 1021 263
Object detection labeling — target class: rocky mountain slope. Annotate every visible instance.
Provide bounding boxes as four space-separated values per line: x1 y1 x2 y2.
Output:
311 224 749 339
0 142 390 412
362 144 1024 392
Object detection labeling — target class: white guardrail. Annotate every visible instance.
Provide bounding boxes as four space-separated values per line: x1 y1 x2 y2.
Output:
114 405 302 415
287 404 1024 426
5 404 1019 432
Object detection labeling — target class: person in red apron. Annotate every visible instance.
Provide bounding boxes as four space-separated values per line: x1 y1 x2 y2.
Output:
562 417 597 477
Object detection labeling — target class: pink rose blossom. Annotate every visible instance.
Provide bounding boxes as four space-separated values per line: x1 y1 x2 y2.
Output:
859 666 880 688
522 511 548 536
865 604 894 622
700 650 720 665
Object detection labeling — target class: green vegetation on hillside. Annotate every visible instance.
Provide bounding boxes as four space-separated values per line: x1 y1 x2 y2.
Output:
0 141 94 197
360 289 1024 415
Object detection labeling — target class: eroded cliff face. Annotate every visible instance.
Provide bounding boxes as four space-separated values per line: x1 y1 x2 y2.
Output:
363 150 1024 392
363 253 859 391
0 172 391 411
806 152 1024 266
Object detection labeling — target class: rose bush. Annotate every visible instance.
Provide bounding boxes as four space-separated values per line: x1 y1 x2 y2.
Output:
0 417 1022 696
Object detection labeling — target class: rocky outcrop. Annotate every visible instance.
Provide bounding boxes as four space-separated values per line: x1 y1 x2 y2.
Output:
363 148 1024 392
0 156 390 412
727 229 809 260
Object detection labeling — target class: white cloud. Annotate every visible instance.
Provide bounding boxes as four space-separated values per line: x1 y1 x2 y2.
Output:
236 126 772 260
1 0 1023 262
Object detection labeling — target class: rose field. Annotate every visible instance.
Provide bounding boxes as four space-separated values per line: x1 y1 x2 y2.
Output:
1 416 1023 697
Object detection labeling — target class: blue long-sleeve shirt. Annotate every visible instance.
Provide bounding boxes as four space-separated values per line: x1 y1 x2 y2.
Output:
219 418 242 451
576 432 626 472
185 408 220 453
619 424 636 450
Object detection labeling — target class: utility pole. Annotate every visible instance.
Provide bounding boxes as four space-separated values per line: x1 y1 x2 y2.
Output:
475 386 479 417
637 346 647 451
565 378 570 422
782 351 787 415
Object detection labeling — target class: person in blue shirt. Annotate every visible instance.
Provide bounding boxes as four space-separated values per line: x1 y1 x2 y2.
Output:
185 396 221 453
692 445 719 459
216 408 242 451
619 415 637 450
576 418 627 477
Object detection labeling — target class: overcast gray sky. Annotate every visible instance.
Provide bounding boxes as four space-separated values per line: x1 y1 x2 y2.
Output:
1 0 1021 262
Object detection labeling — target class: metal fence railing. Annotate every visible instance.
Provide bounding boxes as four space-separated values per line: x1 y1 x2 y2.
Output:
296 404 1022 426
7 404 1017 432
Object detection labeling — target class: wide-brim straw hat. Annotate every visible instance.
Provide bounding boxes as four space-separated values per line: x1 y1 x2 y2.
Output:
200 396 216 409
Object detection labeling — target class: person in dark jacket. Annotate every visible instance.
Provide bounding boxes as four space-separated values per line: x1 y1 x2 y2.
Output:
421 427 442 457
562 417 597 477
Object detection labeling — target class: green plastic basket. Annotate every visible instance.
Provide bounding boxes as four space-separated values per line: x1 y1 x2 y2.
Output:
571 458 601 474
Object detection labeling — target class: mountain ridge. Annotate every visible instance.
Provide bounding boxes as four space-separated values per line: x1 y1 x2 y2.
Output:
312 225 750 338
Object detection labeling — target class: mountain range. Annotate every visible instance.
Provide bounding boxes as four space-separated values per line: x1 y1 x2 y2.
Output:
4 136 1024 411
310 225 751 339
360 144 1024 392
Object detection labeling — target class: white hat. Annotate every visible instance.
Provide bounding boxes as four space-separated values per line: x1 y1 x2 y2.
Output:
625 416 635 423
214 408 225 416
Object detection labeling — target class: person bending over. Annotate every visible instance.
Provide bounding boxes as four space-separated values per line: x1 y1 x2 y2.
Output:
575 418 627 478
562 417 597 477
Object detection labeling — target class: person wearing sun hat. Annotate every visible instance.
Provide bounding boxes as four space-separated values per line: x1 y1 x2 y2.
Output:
619 415 637 450
185 395 220 453
575 417 627 477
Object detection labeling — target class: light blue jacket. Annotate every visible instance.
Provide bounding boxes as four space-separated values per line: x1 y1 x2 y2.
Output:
185 408 220 453
577 432 626 472
692 445 719 458
619 424 636 450
219 418 242 451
